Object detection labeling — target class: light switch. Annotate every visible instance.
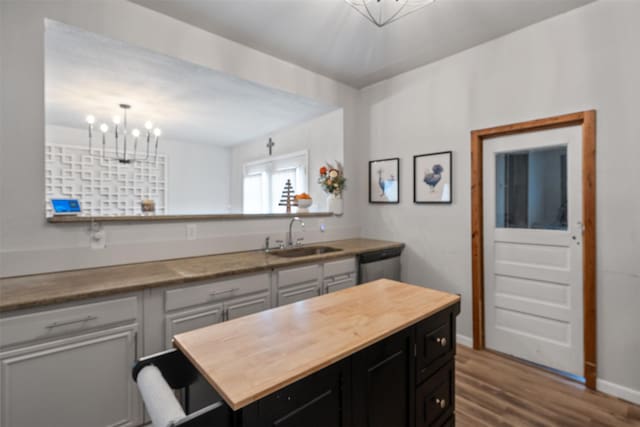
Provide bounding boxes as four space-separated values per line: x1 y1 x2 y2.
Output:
186 224 197 240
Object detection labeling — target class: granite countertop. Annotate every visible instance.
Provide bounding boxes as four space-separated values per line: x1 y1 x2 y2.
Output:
0 238 403 312
174 280 460 410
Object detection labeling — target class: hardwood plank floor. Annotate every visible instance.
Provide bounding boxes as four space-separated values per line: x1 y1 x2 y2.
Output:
456 345 640 426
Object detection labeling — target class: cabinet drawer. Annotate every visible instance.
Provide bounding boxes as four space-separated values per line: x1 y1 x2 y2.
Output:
416 360 454 427
278 283 320 306
276 264 321 288
416 308 454 384
323 257 356 278
165 273 270 312
0 296 138 349
225 291 271 321
164 304 223 347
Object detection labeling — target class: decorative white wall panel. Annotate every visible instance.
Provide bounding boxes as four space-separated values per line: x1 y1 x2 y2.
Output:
45 144 168 216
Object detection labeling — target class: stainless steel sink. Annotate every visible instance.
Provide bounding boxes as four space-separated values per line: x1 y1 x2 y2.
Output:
270 246 342 258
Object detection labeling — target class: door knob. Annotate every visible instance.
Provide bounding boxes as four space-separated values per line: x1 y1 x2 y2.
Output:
436 337 447 347
435 398 446 409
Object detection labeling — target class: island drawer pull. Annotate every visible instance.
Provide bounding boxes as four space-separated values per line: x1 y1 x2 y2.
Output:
45 315 98 329
435 398 447 409
436 337 447 347
210 288 239 297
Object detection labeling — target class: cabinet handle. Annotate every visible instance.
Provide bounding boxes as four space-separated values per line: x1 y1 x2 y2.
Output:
436 337 447 347
435 398 447 409
210 288 239 297
45 315 98 329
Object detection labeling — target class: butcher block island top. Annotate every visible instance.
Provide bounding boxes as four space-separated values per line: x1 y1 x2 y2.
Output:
173 279 460 411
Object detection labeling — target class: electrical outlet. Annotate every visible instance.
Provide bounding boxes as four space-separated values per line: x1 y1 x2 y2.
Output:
91 229 106 249
319 222 326 233
186 224 197 240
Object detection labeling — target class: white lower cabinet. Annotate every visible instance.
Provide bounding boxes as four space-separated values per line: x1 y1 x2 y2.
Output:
164 304 224 348
278 282 321 305
0 324 142 427
323 258 358 294
325 275 357 293
276 264 322 306
0 258 359 427
224 291 270 321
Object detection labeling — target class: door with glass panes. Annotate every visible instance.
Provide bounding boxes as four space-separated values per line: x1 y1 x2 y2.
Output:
483 126 583 377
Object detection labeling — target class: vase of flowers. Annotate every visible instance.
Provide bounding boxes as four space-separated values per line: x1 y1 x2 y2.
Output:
318 161 346 216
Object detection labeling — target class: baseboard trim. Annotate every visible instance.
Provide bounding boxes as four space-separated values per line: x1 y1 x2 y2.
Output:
457 334 473 348
597 378 640 405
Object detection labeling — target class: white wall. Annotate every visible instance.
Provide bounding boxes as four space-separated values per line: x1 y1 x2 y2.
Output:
230 109 344 212
357 0 639 399
160 138 231 215
0 0 361 277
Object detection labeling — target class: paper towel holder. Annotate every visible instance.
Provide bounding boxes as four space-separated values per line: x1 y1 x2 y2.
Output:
132 348 232 427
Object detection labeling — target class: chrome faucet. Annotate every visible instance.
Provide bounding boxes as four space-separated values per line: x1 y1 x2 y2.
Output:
287 217 305 247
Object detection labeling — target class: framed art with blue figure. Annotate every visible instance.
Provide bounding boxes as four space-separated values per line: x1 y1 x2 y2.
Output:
414 151 452 204
369 158 399 204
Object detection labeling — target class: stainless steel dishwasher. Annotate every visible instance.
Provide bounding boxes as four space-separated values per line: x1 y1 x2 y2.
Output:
358 246 403 283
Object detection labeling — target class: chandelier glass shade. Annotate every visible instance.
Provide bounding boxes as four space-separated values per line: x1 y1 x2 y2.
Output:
344 0 436 27
85 104 161 164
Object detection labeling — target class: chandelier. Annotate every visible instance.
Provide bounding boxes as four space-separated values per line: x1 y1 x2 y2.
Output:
344 0 435 27
85 104 161 164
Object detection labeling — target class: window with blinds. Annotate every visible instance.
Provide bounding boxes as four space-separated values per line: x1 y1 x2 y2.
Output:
243 151 308 213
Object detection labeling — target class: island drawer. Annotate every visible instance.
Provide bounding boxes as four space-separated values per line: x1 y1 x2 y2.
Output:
0 295 138 349
416 359 454 427
165 273 270 311
416 306 455 384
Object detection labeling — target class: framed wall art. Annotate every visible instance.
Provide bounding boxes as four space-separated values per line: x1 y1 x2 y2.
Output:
369 157 399 204
413 151 452 204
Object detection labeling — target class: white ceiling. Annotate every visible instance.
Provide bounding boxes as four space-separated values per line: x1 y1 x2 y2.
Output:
131 0 594 89
45 20 336 146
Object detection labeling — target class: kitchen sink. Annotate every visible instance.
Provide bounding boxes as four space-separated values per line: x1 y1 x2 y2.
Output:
271 246 342 258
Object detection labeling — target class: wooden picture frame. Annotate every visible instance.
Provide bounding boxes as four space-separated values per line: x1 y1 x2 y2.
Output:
413 151 452 204
369 158 400 204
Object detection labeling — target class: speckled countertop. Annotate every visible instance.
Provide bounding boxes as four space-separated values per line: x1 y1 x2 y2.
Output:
0 239 403 312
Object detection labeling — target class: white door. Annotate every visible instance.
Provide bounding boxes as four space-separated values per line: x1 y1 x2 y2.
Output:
483 126 584 376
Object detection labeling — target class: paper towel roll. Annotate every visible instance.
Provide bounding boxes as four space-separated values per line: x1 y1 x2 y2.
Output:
137 364 186 427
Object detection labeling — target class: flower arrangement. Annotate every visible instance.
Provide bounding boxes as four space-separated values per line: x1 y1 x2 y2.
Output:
318 161 346 195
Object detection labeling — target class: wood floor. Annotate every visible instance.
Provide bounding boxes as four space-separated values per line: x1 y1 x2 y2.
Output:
455 345 640 426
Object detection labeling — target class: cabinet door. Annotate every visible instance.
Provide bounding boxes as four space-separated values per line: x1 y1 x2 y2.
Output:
225 292 271 321
244 360 350 427
324 275 357 294
352 328 414 427
278 283 320 306
164 304 224 348
0 325 141 427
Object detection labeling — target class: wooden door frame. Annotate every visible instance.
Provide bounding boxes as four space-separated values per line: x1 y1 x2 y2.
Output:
471 111 596 389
